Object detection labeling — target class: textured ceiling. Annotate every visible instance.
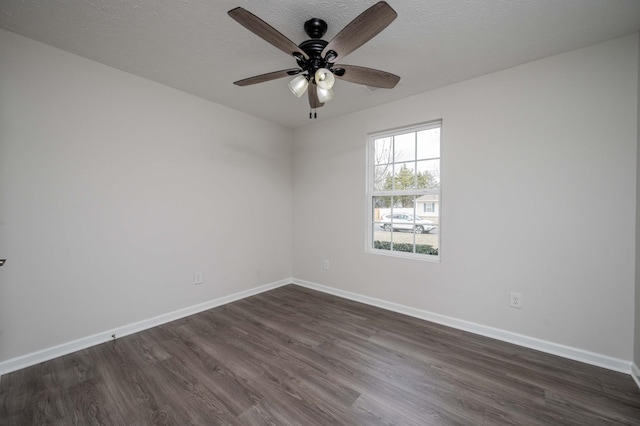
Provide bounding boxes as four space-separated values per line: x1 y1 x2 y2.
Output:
2 0 640 129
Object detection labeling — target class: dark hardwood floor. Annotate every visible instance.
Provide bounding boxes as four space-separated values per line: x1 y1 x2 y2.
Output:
1 284 639 425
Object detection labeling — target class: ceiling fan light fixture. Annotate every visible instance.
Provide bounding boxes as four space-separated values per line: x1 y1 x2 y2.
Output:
315 68 335 90
316 87 334 103
288 75 309 97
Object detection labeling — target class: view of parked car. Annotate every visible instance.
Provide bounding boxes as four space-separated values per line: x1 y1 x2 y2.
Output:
380 213 436 234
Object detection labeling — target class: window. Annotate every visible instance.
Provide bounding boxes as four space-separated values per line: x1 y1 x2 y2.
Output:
366 121 441 260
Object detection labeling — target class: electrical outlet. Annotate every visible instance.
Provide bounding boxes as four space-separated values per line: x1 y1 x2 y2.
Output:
510 292 523 309
323 260 330 270
194 272 203 285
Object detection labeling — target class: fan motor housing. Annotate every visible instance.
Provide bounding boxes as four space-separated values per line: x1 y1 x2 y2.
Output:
298 18 330 71
299 39 328 58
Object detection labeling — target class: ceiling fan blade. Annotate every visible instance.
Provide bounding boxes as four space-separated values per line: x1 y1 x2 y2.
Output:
334 65 400 88
308 83 324 109
228 7 309 60
233 69 301 86
321 1 397 61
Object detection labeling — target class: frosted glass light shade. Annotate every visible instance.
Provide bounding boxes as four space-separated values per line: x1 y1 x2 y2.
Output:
314 68 335 90
316 87 334 103
288 75 308 97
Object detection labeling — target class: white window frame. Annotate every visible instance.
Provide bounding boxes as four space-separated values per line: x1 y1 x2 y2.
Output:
365 121 442 262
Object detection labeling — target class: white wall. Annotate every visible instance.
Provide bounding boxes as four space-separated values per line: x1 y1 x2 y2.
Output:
293 34 639 361
0 30 293 363
635 33 640 373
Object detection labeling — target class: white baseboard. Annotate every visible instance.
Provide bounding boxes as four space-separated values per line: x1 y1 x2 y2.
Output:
0 278 290 377
3 277 636 389
292 278 634 376
632 363 640 390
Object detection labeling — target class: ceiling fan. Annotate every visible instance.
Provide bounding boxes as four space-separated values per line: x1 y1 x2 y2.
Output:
228 1 400 118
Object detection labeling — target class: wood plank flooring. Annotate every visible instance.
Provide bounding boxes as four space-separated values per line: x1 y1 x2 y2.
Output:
1 284 639 425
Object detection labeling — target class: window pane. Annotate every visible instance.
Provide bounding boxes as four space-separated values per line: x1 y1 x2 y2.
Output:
415 231 438 253
390 201 418 254
373 196 392 221
394 132 416 162
373 226 392 251
416 159 440 189
373 196 392 251
416 194 439 218
417 128 440 160
374 137 393 166
374 164 392 191
392 243 414 253
392 162 417 191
